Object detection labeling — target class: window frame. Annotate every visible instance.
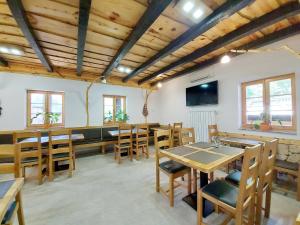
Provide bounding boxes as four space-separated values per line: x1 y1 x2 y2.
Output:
103 95 127 125
27 90 65 129
241 73 296 132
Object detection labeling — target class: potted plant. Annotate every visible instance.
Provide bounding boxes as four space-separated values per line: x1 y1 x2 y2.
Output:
104 111 113 123
31 112 61 124
259 112 271 131
115 110 129 123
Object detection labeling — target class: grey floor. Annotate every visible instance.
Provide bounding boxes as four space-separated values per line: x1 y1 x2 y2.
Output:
14 149 300 225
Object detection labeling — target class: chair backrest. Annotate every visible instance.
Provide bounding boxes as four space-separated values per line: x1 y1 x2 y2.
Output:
237 144 262 209
180 128 195 145
173 122 183 129
208 124 218 142
49 129 72 155
258 139 278 188
154 129 172 160
118 124 132 145
13 131 42 160
136 124 149 143
0 144 21 178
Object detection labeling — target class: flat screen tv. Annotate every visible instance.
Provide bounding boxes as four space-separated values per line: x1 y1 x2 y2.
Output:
186 80 218 106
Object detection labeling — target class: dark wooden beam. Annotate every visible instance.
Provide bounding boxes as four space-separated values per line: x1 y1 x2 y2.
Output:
102 0 173 78
0 56 8 67
7 0 52 72
123 0 255 82
152 23 300 85
77 0 92 76
139 2 300 85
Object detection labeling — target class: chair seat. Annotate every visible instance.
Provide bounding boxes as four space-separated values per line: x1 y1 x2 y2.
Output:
1 201 17 224
159 160 189 174
275 159 298 171
115 143 131 149
52 153 70 159
203 180 238 208
225 170 241 186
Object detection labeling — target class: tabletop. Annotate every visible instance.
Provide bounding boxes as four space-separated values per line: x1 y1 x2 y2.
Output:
19 134 84 144
219 137 262 147
0 178 24 223
160 143 244 173
108 128 146 137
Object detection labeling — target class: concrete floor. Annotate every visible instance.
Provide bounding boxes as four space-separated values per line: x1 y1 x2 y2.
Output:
15 149 300 225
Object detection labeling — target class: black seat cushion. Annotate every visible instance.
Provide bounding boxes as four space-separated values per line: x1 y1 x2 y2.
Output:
159 160 188 174
225 170 241 186
202 180 238 207
275 159 298 171
2 201 17 224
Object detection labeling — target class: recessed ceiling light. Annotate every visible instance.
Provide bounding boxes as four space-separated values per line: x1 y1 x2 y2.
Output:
10 48 23 56
125 67 132 74
0 47 10 54
157 82 162 88
183 1 194 12
220 54 231 64
118 66 125 73
193 8 204 19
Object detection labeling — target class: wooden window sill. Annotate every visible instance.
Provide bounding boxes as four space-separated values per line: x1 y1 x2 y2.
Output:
239 128 297 135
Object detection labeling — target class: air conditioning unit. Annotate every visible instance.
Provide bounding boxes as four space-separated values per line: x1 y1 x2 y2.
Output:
190 74 214 83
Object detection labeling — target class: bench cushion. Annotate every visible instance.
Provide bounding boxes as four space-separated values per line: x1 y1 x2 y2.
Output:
159 160 188 174
2 201 17 224
202 180 238 207
275 159 298 171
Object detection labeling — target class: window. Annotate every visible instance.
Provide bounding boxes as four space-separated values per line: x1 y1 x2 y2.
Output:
241 74 296 131
103 95 126 124
27 90 64 128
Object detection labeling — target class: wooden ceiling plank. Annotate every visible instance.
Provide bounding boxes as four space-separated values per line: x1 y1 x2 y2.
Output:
102 0 173 79
154 23 300 85
7 0 52 72
139 1 300 85
77 0 92 76
123 0 255 82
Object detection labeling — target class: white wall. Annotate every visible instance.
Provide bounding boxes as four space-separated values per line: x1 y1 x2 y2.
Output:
0 73 157 131
151 34 300 139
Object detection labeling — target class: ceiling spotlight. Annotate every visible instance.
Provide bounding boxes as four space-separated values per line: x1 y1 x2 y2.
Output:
157 82 162 88
183 1 194 12
0 47 9 54
117 66 125 73
125 67 132 74
100 76 107 84
10 48 23 56
193 8 204 19
220 54 231 64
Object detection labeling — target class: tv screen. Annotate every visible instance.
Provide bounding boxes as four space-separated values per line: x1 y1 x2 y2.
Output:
186 80 218 106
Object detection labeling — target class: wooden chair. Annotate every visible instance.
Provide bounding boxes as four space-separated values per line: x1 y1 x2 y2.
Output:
155 129 191 207
13 132 44 185
0 144 25 225
225 139 278 225
179 128 195 146
173 122 183 147
133 124 149 160
197 144 262 225
114 124 133 164
180 128 213 190
48 129 73 181
208 124 219 143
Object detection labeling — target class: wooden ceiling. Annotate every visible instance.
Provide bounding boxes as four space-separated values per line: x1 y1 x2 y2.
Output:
0 0 299 89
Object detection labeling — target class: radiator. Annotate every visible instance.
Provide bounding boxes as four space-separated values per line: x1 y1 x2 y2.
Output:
188 110 217 142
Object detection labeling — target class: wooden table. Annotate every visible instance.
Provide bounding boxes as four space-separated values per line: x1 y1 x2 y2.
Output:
108 128 146 136
219 137 262 147
19 134 84 144
160 142 244 217
0 178 25 225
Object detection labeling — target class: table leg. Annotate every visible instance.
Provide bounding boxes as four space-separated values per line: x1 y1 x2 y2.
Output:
182 171 214 218
16 191 25 225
